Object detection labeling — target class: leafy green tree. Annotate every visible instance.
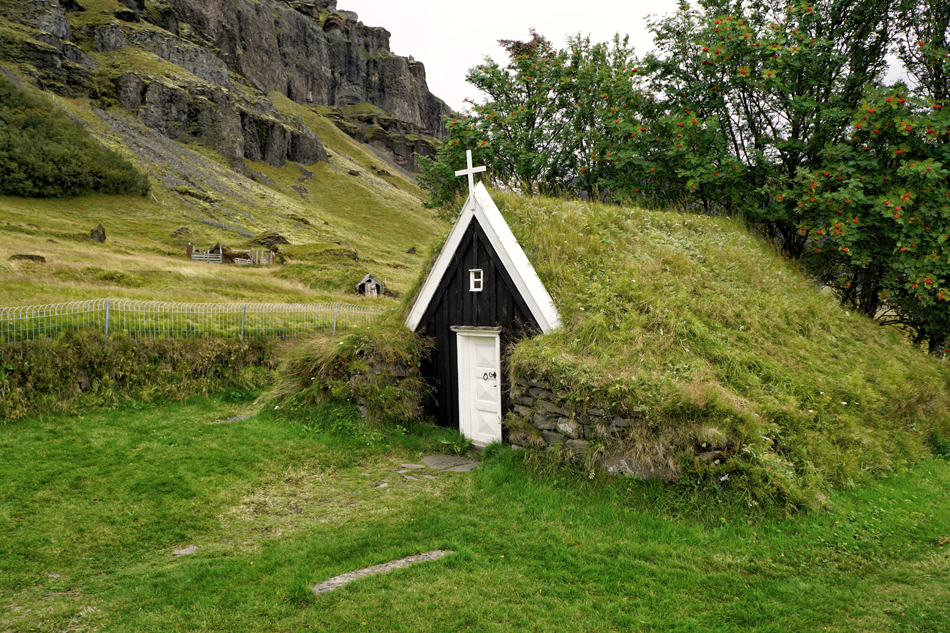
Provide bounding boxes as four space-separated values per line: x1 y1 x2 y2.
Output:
612 0 893 256
782 87 950 351
766 1 950 351
418 31 638 205
893 0 950 104
0 75 149 198
467 30 576 196
558 34 640 201
418 30 571 206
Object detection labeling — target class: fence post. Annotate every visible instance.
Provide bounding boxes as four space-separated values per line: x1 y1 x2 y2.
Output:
332 304 338 337
241 304 246 341
104 298 110 344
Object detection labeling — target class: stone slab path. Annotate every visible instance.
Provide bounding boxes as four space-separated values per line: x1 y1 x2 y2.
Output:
420 455 478 471
388 455 479 477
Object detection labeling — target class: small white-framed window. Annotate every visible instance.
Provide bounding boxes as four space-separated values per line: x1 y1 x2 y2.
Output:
469 269 483 292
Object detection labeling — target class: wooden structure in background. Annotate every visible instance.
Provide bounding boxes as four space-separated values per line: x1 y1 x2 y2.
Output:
186 243 274 265
356 274 386 297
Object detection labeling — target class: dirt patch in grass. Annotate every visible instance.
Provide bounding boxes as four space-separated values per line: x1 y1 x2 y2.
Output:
221 458 464 552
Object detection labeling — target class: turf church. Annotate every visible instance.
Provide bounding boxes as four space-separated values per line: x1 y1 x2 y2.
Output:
405 151 561 444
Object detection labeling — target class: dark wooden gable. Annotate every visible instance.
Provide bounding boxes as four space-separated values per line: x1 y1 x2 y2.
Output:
417 217 541 428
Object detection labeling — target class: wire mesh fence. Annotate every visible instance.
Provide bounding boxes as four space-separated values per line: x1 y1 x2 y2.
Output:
0 299 384 346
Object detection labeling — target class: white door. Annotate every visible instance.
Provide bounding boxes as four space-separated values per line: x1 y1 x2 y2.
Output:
455 329 502 445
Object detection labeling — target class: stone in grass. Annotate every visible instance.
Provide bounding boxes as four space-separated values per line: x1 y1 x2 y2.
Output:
400 463 426 469
556 418 583 439
310 550 454 596
421 455 475 470
565 439 590 453
540 400 569 417
172 545 198 556
89 224 106 243
533 413 557 431
8 254 45 263
602 455 676 481
445 462 479 473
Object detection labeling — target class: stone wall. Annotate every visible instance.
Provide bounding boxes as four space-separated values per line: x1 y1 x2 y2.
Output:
348 360 424 421
507 376 678 481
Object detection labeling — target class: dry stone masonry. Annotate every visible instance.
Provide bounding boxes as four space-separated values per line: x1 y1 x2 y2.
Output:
507 377 678 481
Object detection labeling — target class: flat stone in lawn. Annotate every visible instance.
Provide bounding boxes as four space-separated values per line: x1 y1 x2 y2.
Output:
172 545 198 556
421 455 477 470
310 550 454 596
400 463 426 469
445 462 479 473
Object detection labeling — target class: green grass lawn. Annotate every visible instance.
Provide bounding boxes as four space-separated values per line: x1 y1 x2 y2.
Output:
1 395 948 632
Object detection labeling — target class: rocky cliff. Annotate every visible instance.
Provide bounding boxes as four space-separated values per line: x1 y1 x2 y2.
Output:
0 0 452 171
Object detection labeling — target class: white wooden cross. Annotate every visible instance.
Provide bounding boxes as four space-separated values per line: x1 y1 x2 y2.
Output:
454 149 486 197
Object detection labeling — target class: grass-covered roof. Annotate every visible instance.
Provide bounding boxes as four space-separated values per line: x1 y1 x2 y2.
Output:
438 190 950 507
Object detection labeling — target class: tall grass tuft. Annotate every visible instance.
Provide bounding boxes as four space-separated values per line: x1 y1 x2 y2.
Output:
276 315 432 426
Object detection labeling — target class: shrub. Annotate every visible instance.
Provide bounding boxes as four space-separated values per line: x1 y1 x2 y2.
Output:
0 330 277 421
0 75 149 198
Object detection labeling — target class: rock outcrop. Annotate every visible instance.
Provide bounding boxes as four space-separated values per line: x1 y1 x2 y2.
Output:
115 73 327 168
0 0 451 170
146 0 451 138
323 105 439 172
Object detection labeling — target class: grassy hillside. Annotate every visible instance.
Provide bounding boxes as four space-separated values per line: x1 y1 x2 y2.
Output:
0 81 444 307
459 191 950 507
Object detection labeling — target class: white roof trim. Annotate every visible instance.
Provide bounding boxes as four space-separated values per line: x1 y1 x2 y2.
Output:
406 183 561 333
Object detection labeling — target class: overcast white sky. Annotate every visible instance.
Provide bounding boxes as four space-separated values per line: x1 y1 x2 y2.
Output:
340 0 682 112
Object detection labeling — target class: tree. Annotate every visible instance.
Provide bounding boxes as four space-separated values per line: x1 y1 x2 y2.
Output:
418 31 638 205
612 0 894 256
418 30 573 205
782 86 950 351
559 34 640 201
893 0 950 104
